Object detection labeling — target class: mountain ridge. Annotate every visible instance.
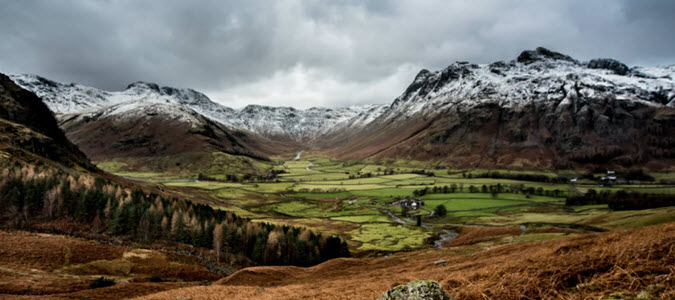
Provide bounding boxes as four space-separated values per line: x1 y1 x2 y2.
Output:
319 48 675 169
10 74 388 142
9 47 675 169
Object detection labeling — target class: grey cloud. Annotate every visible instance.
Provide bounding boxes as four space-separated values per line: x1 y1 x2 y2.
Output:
0 0 673 108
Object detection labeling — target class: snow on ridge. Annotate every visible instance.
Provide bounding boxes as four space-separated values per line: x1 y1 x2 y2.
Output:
8 74 388 141
224 103 389 141
14 48 667 141
384 50 675 119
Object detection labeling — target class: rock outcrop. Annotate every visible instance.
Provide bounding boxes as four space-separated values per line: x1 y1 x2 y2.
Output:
377 280 453 300
587 58 630 75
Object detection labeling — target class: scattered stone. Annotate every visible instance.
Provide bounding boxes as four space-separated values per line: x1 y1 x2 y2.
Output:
434 259 446 266
377 280 453 300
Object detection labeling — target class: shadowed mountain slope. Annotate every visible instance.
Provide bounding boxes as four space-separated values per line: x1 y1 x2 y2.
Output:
0 72 94 170
320 48 675 170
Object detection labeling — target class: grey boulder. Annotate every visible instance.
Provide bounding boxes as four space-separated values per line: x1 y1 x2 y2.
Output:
377 280 453 300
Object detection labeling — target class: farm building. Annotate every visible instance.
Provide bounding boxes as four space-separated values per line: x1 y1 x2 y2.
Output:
391 197 423 210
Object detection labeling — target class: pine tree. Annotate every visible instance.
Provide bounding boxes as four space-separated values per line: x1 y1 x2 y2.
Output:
265 230 281 264
213 223 224 262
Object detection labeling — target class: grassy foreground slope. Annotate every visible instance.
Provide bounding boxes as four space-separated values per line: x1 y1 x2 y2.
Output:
139 222 675 300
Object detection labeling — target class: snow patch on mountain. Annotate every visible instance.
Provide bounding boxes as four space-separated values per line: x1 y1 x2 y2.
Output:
10 74 116 114
13 47 670 142
9 74 387 141
385 47 675 121
228 104 388 141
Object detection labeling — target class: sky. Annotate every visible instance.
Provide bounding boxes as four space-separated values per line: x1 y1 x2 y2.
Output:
1 0 674 109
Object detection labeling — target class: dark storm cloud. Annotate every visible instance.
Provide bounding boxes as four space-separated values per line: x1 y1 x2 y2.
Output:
0 0 673 108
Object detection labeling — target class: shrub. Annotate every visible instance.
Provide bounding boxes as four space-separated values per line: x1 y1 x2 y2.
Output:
434 205 447 217
90 277 115 289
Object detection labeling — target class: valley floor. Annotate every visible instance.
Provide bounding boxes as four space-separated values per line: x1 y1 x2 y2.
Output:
107 154 675 254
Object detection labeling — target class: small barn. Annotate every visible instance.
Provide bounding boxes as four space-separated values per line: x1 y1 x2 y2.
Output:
394 197 423 210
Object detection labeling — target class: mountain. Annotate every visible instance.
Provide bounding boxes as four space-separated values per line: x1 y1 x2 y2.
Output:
230 104 388 142
10 75 306 175
323 47 675 169
57 99 293 161
0 72 94 170
9 75 387 143
10 47 675 170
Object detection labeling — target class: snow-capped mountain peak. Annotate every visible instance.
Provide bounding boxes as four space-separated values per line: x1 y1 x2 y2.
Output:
12 47 672 144
9 74 387 141
384 47 674 120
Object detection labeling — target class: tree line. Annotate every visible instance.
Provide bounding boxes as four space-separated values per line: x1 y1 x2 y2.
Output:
197 169 286 183
565 189 675 211
412 184 567 198
469 171 566 183
0 165 349 267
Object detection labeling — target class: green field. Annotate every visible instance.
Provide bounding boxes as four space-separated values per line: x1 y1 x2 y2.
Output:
424 198 529 211
256 201 326 217
349 223 433 251
104 154 675 253
163 181 244 189
331 215 391 223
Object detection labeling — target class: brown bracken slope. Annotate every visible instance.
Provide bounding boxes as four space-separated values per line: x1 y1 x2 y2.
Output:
137 222 675 300
0 230 220 300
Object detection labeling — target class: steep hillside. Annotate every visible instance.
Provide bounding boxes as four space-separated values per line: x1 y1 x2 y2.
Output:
0 73 94 170
56 99 293 162
324 48 675 170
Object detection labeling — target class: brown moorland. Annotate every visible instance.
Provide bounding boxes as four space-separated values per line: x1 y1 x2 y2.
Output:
0 230 219 300
138 222 675 300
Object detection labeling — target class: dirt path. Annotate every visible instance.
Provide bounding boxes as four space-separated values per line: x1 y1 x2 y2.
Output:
305 161 320 172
